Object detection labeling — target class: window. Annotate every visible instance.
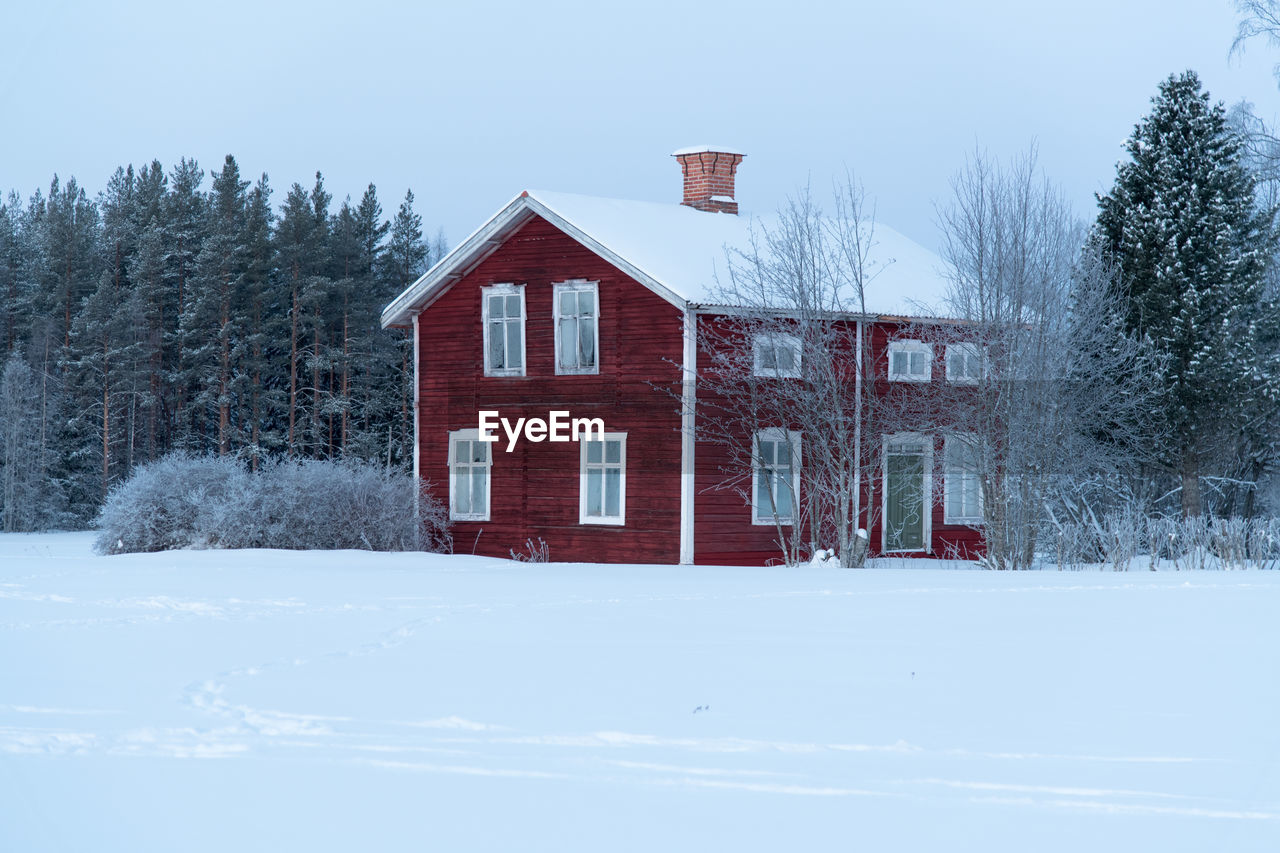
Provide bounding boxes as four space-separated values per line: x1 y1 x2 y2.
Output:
944 435 982 524
580 433 626 525
449 429 491 521
888 340 931 382
946 343 982 384
482 284 525 376
753 333 802 378
554 280 599 374
752 429 801 525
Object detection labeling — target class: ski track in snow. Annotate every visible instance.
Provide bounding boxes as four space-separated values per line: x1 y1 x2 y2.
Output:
3 532 1279 840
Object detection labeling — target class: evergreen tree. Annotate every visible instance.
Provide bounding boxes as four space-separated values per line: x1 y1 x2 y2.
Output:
32 176 100 351
163 159 206 442
182 155 249 456
0 353 66 530
0 194 27 354
1095 70 1280 516
301 173 335 457
379 190 430 467
129 217 170 459
235 175 279 467
274 180 326 456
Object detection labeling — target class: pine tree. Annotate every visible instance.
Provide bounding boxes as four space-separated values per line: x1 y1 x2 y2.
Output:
236 175 278 468
32 176 99 352
163 159 206 445
183 155 249 456
0 353 66 530
380 190 430 467
1095 70 1280 516
274 180 327 456
0 194 27 354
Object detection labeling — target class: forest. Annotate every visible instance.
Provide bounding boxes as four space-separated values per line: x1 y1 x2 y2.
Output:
0 155 443 530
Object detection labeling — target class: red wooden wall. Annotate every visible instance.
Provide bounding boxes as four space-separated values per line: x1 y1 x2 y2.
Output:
691 314 984 565
415 215 685 564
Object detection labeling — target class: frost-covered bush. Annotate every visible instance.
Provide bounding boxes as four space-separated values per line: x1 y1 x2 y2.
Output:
95 453 449 554
1040 512 1280 570
94 453 247 553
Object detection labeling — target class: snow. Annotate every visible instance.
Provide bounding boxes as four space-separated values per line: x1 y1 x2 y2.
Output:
671 145 746 156
4 532 1279 851
528 189 952 316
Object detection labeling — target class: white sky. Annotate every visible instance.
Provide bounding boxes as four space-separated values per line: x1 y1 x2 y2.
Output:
4 0 1280 252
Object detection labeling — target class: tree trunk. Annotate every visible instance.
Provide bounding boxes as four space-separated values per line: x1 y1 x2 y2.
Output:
289 274 298 456
1181 453 1202 518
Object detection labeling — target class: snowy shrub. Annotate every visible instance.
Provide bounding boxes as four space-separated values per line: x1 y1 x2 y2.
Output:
94 453 247 553
95 453 449 554
1040 511 1280 570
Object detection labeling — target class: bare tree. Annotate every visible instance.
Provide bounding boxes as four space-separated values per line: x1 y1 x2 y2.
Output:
693 178 909 567
1233 1 1280 82
929 149 1164 568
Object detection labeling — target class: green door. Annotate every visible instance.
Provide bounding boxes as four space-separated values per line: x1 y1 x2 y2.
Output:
886 442 925 551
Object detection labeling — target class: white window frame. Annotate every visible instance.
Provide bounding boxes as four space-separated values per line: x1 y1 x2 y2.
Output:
579 431 626 525
945 343 982 384
553 279 601 375
448 428 491 522
481 283 526 377
881 432 933 553
753 332 802 379
751 428 802 526
887 340 932 382
944 434 983 524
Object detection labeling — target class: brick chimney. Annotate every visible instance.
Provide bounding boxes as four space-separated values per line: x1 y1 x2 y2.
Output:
672 146 745 214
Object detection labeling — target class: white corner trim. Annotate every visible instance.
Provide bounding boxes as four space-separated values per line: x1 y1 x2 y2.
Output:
680 309 697 564
412 313 420 520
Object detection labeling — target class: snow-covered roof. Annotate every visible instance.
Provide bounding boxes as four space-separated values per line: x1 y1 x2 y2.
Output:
671 145 746 156
380 189 951 328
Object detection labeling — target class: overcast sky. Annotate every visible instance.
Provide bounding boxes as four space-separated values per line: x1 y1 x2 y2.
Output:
4 0 1280 253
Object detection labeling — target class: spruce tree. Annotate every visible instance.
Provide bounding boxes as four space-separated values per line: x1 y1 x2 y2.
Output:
1095 70 1280 516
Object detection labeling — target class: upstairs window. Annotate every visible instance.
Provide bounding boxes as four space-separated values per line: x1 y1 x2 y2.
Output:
753 333 802 378
554 281 599 374
449 429 491 521
482 284 525 376
888 340 931 382
946 343 982 384
580 433 626 525
944 434 982 524
753 429 801 525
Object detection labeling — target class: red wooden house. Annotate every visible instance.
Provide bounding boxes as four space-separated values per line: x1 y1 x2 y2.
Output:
381 148 984 564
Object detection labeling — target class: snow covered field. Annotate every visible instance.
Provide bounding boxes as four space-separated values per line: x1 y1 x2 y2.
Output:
2 533 1279 852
